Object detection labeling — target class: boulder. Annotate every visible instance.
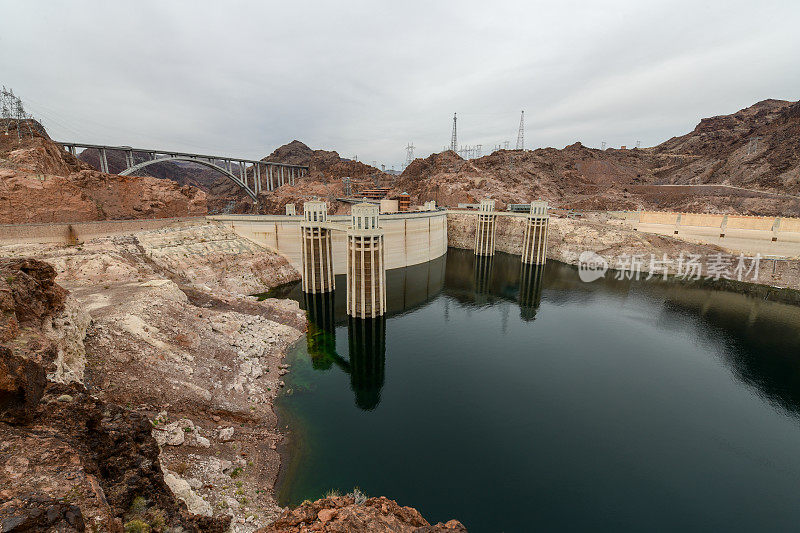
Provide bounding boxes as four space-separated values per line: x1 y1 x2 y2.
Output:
0 345 47 424
257 495 466 532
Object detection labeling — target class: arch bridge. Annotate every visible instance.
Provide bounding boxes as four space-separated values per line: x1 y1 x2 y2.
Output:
57 142 309 200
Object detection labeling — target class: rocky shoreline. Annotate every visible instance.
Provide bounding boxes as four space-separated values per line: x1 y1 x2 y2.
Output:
1 220 469 532
447 212 800 297
1 222 307 531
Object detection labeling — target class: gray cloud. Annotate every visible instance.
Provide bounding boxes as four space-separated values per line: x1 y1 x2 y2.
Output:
2 0 798 168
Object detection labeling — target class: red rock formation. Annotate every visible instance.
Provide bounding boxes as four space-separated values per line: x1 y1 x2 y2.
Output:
241 140 389 215
257 495 466 533
0 258 230 532
0 122 207 223
388 99 800 216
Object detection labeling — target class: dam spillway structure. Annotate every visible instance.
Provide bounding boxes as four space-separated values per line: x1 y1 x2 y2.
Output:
475 199 497 256
521 200 549 265
300 201 335 294
347 202 386 319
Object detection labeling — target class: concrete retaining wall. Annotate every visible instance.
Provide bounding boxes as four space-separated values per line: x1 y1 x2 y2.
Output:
209 211 448 274
781 218 800 232
633 211 800 238
640 212 678 225
680 213 725 228
726 216 775 231
0 217 205 245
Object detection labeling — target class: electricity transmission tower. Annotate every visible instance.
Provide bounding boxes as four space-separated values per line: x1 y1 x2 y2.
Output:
405 142 415 168
601 141 607 151
450 113 457 152
1 86 35 141
516 110 525 150
0 88 11 137
457 145 482 160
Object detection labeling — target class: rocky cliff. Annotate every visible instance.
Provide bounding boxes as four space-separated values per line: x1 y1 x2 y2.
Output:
243 140 388 216
0 222 467 531
0 258 230 532
391 99 800 216
0 122 206 223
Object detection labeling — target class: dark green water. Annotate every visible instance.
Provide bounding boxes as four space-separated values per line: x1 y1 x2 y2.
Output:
275 248 800 532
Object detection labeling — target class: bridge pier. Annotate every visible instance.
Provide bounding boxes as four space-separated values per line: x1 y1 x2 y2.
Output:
301 201 335 294
347 203 386 318
475 199 497 256
54 141 307 200
521 200 549 265
99 148 109 173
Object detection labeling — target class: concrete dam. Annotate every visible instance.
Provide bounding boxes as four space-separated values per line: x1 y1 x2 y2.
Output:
208 209 449 275
211 200 550 318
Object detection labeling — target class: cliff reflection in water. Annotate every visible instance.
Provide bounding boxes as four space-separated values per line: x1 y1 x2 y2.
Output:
656 286 800 417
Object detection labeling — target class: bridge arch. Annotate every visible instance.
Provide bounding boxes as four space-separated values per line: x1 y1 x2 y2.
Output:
119 156 257 200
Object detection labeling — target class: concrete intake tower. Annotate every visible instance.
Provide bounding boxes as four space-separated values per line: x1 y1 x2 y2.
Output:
475 199 497 256
300 201 335 293
347 202 386 318
521 200 549 265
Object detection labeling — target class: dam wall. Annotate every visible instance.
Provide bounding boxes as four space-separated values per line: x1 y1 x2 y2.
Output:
633 210 800 239
209 211 448 274
0 216 206 245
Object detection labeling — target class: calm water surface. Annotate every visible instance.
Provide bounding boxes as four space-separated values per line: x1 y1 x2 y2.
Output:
275 248 800 532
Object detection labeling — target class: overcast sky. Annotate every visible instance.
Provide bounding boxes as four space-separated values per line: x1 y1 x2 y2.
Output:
2 0 798 168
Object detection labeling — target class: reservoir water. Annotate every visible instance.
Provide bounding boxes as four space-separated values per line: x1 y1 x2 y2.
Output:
274 248 800 532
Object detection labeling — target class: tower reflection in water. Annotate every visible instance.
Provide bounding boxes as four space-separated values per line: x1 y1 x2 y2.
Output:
473 255 494 305
304 292 336 370
303 292 387 411
347 317 386 411
519 262 545 321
